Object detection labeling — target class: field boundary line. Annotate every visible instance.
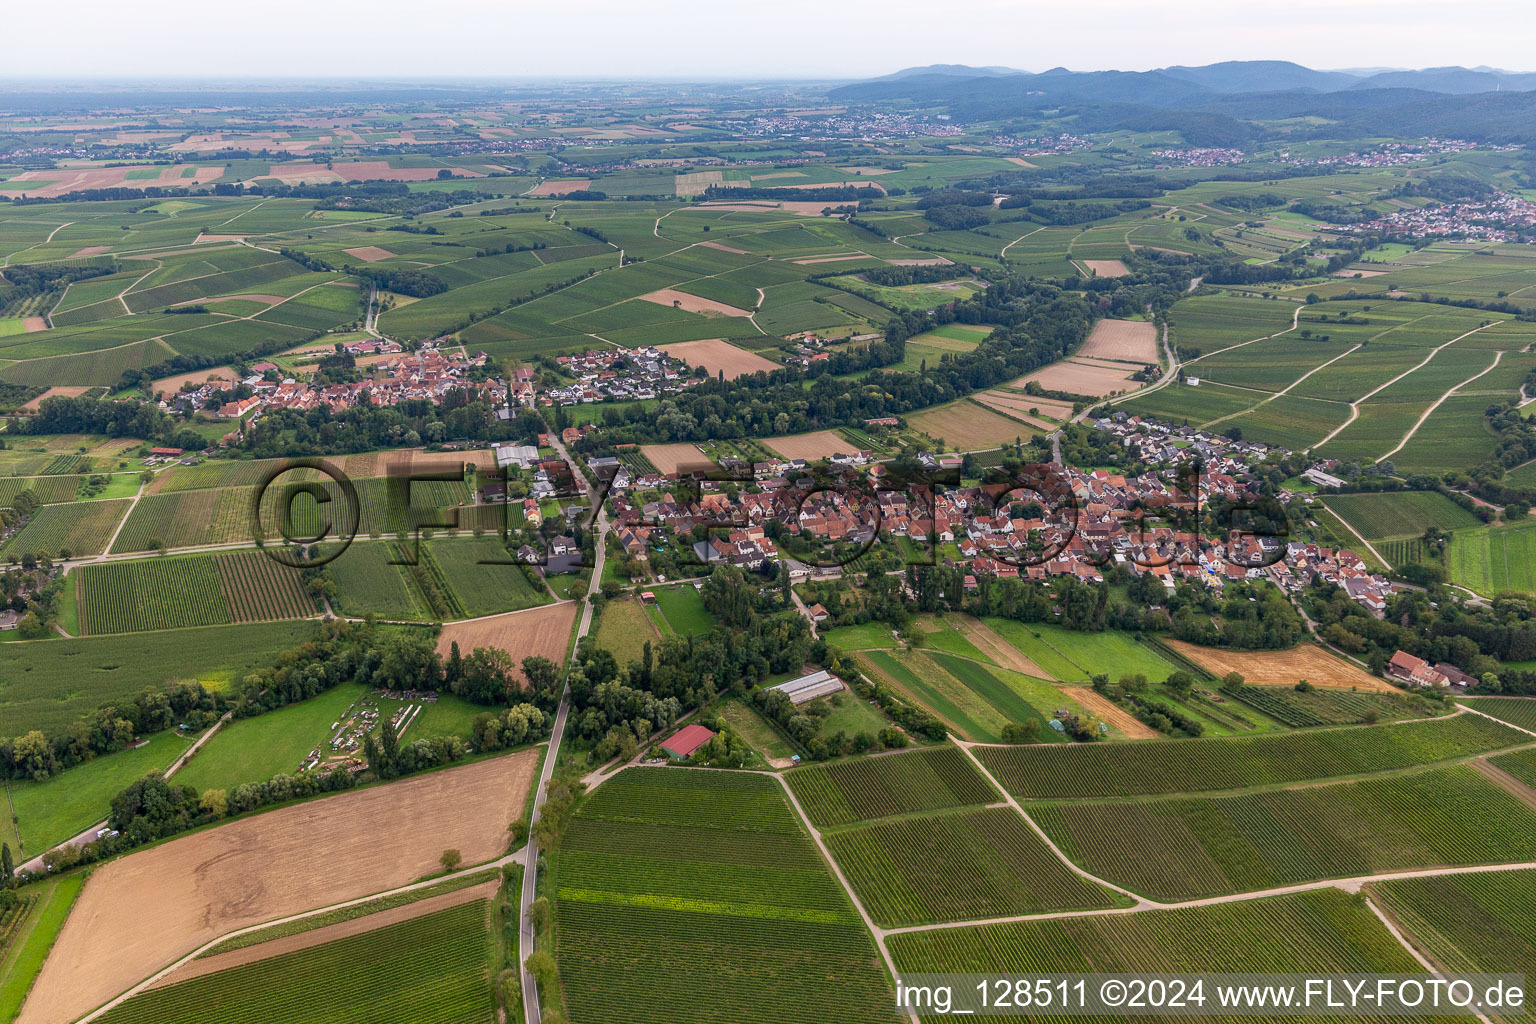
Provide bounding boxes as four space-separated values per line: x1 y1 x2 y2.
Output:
1199 342 1362 431
1180 302 1304 369
1459 701 1536 738
217 199 269 228
1378 350 1503 462
1361 895 1496 1024
999 225 1043 258
6 221 75 269
880 858 1536 938
1310 320 1503 453
626 761 919 1021
69 847 526 1024
767 771 919 1021
951 740 1149 904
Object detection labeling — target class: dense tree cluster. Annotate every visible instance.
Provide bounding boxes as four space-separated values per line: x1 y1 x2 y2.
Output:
238 390 538 457
571 567 814 748
7 394 198 449
1 682 219 782
347 265 448 298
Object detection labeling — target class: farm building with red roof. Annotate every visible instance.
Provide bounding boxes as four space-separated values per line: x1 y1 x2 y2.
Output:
660 723 715 759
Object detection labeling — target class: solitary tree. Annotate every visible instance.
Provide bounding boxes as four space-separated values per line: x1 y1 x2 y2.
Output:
440 848 462 873
525 950 558 988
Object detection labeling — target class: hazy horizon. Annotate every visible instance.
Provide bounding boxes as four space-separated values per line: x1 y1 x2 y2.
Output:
6 0 1534 80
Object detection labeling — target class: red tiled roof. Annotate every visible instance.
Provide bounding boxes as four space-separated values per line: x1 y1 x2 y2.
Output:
662 724 716 758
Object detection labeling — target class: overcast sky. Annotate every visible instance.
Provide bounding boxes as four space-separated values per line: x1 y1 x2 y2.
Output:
6 0 1534 79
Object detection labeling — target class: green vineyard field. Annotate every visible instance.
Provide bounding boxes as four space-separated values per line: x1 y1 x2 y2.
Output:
1465 697 1536 732
825 807 1125 926
96 899 493 1024
75 552 316 634
1371 867 1536 1013
889 888 1442 1024
975 713 1523 800
555 768 894 1024
1032 764 1536 901
5 498 130 558
785 746 997 828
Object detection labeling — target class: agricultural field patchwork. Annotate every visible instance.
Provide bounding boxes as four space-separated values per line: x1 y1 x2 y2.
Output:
555 768 895 1024
13 76 1536 1024
1370 868 1536 1008
1033 764 1536 900
976 712 1523 800
785 746 997 827
825 806 1126 926
94 899 494 1024
890 888 1446 1021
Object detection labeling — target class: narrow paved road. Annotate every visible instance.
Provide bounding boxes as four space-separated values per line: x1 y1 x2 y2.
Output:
519 433 609 1024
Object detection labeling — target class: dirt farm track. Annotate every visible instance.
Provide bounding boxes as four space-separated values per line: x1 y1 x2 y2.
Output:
18 751 537 1024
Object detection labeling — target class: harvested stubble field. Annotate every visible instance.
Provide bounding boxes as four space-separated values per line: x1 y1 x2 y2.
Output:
972 389 1075 426
1165 639 1395 691
907 400 1040 450
638 442 715 477
340 246 396 262
148 367 237 395
953 617 1047 677
17 386 90 412
527 178 591 196
1013 357 1139 397
434 603 577 685
656 338 778 379
20 751 536 1024
1081 259 1131 277
96 898 496 1024
147 880 498 990
1078 318 1159 362
638 288 751 317
762 430 861 461
1063 685 1161 739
